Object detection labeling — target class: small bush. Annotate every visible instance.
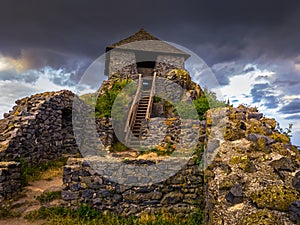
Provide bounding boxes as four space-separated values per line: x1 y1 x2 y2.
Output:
276 123 293 138
193 89 227 120
95 79 134 118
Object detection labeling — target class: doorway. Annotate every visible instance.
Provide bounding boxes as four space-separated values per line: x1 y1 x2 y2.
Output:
136 61 156 76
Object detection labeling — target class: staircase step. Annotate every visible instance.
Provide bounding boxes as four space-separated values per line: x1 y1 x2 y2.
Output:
132 130 141 133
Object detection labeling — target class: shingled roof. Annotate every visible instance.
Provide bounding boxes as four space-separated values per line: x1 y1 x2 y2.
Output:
106 28 190 58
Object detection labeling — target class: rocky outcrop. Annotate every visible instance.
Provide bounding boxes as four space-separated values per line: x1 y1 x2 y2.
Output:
204 105 300 225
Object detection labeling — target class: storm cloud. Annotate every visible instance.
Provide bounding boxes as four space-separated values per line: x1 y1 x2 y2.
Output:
279 98 300 114
1 0 300 66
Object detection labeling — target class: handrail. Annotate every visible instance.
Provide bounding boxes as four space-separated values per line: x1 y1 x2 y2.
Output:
124 74 142 143
145 72 156 119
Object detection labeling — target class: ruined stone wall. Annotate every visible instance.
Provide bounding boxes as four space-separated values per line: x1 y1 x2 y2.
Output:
0 162 21 202
0 90 114 203
0 90 78 165
204 106 300 224
0 90 114 165
62 157 204 216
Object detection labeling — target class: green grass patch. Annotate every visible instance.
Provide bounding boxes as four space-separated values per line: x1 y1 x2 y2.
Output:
193 144 205 166
112 141 129 152
36 191 62 203
16 157 67 186
0 205 21 219
25 205 204 225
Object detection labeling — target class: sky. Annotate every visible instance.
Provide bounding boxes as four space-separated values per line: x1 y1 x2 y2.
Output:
0 0 299 146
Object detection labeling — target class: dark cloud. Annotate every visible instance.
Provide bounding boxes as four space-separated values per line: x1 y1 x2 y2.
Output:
251 83 270 103
0 0 300 67
278 98 300 114
285 115 300 120
211 62 245 85
263 96 280 109
0 0 300 103
250 83 280 108
0 70 39 83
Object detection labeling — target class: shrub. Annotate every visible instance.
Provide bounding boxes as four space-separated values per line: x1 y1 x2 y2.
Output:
95 79 135 118
193 89 227 119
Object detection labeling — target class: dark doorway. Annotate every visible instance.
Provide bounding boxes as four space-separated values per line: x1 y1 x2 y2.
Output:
137 61 156 76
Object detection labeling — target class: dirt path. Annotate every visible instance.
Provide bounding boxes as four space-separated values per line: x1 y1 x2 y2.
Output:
0 176 62 225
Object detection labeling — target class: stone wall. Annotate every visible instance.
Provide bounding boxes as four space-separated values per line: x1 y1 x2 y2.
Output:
108 50 137 77
155 55 185 71
204 105 300 224
140 117 206 154
95 117 114 151
0 90 114 165
0 90 115 204
0 162 21 202
62 156 204 216
0 90 78 165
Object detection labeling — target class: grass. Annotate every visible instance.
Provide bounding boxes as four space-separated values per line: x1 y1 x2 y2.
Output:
0 205 21 219
36 191 62 203
25 205 204 225
16 157 67 185
112 141 129 152
193 144 205 166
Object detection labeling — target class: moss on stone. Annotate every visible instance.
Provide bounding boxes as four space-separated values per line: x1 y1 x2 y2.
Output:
239 210 279 225
229 155 247 165
260 118 277 130
250 185 299 211
248 120 266 135
238 160 256 173
269 132 290 144
219 180 234 190
224 126 245 141
229 155 256 173
269 143 290 156
229 155 242 165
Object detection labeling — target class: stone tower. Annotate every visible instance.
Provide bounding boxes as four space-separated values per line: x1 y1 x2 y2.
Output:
104 28 190 78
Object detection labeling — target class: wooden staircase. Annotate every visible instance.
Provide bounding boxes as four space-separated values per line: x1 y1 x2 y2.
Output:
125 73 156 148
128 89 150 147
